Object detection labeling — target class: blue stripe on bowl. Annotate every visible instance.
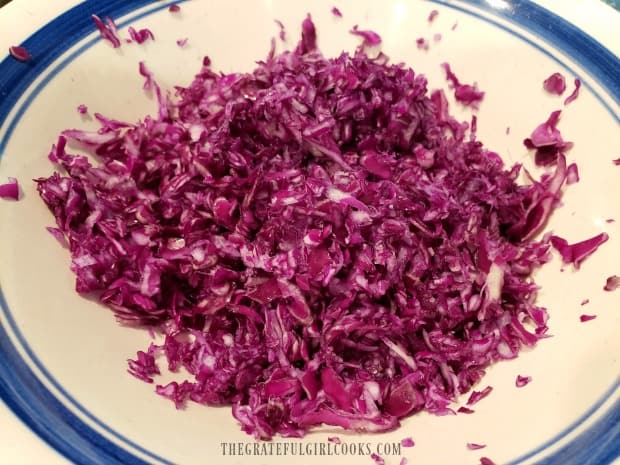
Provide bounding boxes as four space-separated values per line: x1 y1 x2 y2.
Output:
0 1 618 464
431 0 620 121
0 2 184 464
0 297 157 465
470 0 620 105
0 0 158 146
536 396 620 465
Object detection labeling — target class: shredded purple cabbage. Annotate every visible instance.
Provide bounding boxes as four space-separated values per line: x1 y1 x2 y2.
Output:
564 78 581 105
275 20 286 41
371 453 385 465
331 7 342 17
0 177 19 200
550 233 609 268
428 10 439 23
128 343 160 382
441 63 484 109
47 226 69 247
580 314 596 323
466 386 493 406
169 4 180 13
92 14 121 48
515 374 531 387
566 163 579 185
401 437 415 447
36 16 570 439
467 443 486 450
543 72 566 95
349 25 382 47
9 45 31 62
128 26 155 44
604 276 619 292
523 110 573 167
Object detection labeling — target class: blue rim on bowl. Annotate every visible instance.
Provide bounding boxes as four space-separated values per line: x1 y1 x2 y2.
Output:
0 1 618 464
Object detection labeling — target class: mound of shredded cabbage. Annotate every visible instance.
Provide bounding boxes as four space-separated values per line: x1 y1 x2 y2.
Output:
36 16 568 439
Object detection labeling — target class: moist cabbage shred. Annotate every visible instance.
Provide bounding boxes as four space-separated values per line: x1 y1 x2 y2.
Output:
35 16 568 439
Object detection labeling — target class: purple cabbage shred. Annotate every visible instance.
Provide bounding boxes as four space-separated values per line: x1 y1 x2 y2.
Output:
371 453 385 465
0 177 19 200
466 386 493 406
523 110 573 167
543 72 566 95
604 275 620 292
564 78 581 105
275 20 286 41
441 63 484 109
128 26 155 44
566 163 579 185
35 16 569 440
515 374 531 387
550 233 609 268
92 14 121 48
350 25 382 47
9 45 31 62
